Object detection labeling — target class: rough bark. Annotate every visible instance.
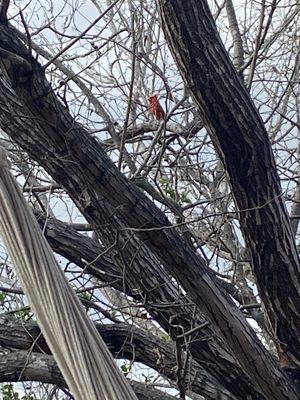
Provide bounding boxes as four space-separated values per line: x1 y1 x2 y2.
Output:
0 352 66 387
0 22 296 399
35 212 265 400
0 351 178 400
0 316 236 400
157 0 300 372
129 382 179 400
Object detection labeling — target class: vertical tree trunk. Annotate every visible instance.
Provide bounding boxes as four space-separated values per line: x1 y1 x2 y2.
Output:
157 0 300 369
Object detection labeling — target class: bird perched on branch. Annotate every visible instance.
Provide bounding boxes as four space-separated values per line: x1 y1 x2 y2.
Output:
148 94 165 120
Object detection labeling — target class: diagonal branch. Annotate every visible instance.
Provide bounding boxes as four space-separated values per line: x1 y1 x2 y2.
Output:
34 212 262 400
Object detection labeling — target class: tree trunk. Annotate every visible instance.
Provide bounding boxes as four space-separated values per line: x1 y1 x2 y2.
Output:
157 0 300 371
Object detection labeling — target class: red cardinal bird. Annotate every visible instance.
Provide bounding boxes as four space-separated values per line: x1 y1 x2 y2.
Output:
148 94 165 120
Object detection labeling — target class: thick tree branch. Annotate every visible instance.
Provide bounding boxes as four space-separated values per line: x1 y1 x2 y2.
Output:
35 213 266 400
35 214 259 399
157 0 300 382
0 316 237 400
0 351 178 400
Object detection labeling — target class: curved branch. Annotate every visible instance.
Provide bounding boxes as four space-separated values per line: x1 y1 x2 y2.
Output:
0 351 178 400
0 316 237 400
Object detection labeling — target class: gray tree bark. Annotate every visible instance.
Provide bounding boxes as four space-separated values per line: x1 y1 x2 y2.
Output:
0 316 236 400
35 212 266 399
157 0 300 387
0 351 178 400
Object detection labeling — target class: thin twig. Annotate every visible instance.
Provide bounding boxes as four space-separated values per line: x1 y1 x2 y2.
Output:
122 192 283 232
19 9 31 55
43 0 122 70
118 13 137 171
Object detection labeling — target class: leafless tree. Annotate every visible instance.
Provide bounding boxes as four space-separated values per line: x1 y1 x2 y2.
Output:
0 0 299 398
